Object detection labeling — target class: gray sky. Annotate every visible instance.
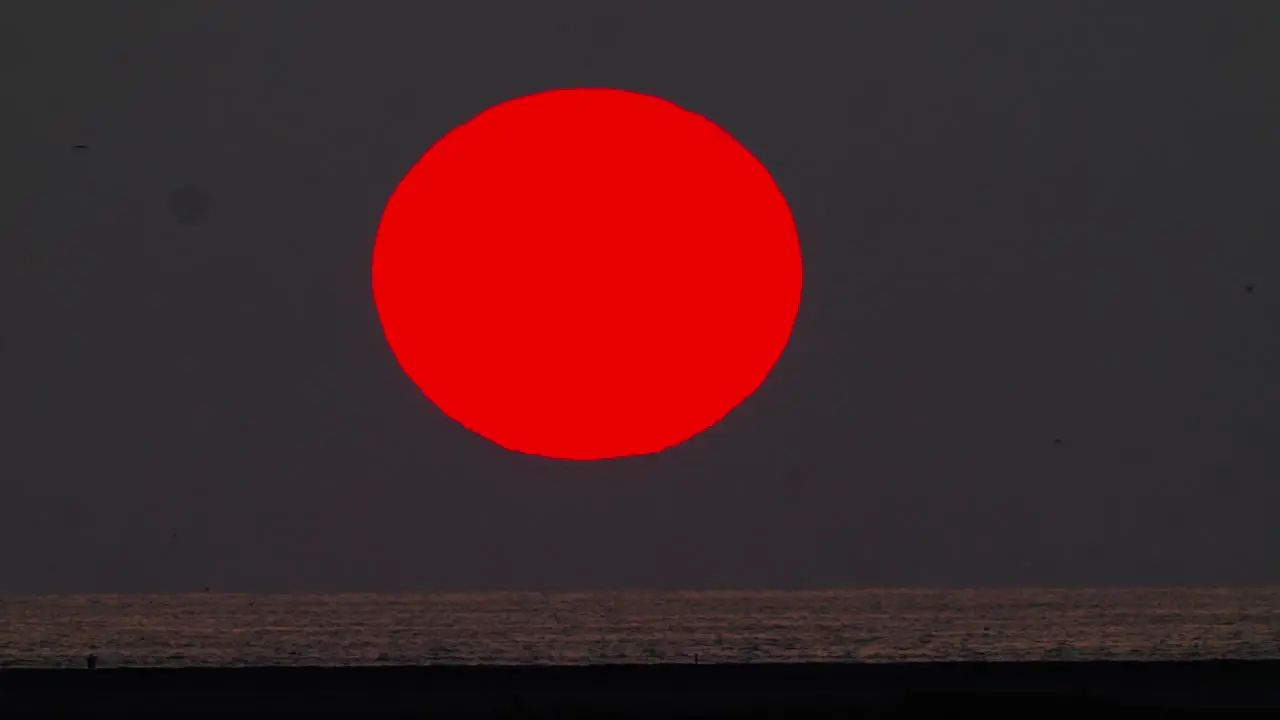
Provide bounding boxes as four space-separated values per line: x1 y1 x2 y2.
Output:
3 1 1277 593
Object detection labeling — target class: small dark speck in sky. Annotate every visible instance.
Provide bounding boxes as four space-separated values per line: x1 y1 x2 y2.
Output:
1245 285 1255 294
168 183 212 225
1054 438 1063 445
72 144 89 154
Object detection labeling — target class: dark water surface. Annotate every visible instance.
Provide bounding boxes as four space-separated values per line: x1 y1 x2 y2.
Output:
3 589 1277 668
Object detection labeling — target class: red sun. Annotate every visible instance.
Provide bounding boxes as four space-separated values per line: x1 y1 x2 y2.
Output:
372 88 802 460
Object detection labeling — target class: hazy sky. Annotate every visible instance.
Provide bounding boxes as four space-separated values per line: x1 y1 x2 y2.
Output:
3 1 1276 593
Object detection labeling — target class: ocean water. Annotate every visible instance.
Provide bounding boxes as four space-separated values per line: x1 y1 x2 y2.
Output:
2 589 1278 668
